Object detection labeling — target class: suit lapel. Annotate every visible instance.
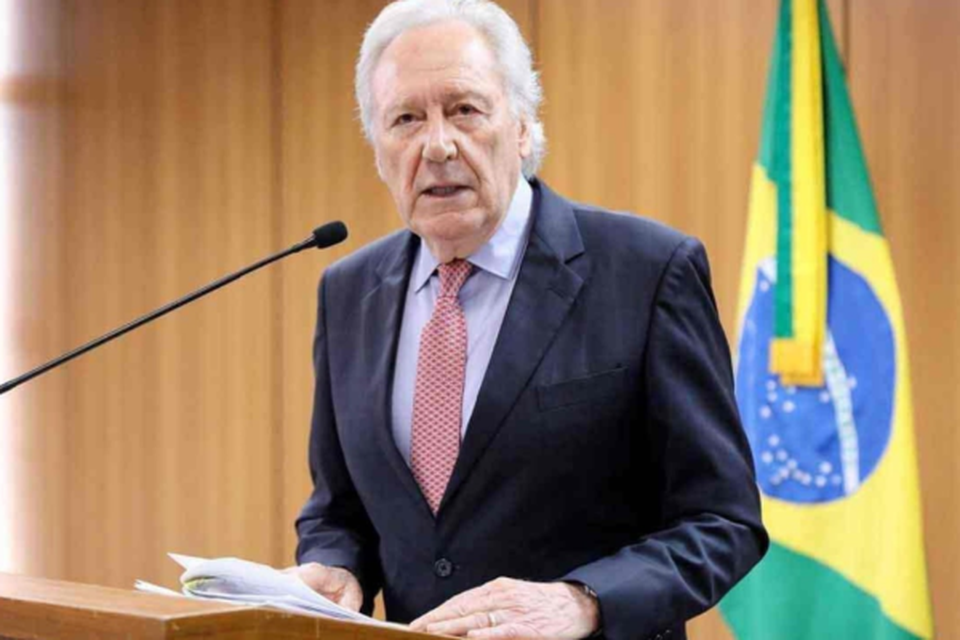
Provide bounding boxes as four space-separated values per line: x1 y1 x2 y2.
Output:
360 232 433 514
440 181 590 512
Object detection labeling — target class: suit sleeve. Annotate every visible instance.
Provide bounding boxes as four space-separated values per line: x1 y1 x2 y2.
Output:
562 238 768 639
295 273 383 611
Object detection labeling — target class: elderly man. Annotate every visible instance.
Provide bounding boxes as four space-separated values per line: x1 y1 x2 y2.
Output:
291 1 767 639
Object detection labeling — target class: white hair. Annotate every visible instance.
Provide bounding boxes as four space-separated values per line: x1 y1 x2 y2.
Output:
356 0 546 177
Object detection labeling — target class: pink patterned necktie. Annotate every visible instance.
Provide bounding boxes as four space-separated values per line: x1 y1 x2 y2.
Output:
410 259 472 514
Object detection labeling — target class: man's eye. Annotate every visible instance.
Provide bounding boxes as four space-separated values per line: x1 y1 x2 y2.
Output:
393 114 415 126
455 104 479 116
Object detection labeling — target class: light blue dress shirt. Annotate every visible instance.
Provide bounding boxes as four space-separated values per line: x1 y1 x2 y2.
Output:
391 177 534 465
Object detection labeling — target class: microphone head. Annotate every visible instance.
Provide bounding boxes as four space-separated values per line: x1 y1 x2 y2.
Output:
312 221 348 249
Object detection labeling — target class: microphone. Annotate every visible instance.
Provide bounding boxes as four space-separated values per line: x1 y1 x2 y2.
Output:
291 221 349 252
0 221 349 396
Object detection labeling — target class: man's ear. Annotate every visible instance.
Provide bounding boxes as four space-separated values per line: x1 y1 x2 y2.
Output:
518 118 533 159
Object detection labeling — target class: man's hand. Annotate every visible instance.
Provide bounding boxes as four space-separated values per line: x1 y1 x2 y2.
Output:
283 563 363 612
410 577 600 639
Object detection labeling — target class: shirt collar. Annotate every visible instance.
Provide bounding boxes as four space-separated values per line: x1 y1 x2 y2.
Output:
412 176 533 293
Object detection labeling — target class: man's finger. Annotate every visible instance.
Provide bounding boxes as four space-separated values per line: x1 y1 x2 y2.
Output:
296 564 341 590
410 592 477 628
288 563 364 612
339 582 364 612
418 578 517 623
411 587 500 629
466 624 522 639
424 612 495 637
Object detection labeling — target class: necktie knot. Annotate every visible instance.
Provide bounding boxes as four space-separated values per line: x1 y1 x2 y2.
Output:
437 259 472 299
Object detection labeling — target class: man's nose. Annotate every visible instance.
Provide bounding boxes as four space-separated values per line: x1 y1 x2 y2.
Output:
422 118 458 163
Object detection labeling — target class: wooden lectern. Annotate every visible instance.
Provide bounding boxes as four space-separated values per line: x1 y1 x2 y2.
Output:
0 573 433 640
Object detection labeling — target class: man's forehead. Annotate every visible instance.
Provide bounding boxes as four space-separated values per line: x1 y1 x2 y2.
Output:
372 21 501 97
384 20 492 61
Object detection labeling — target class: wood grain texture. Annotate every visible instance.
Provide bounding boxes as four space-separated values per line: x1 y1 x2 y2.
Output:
23 0 280 589
847 0 960 635
0 573 435 640
277 0 399 569
0 0 68 580
536 0 778 336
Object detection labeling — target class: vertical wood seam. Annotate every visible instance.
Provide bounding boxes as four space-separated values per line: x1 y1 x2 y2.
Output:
58 0 77 582
55 0 70 582
269 0 287 566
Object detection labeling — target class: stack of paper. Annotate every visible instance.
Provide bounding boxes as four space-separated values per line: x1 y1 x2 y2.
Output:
135 553 403 630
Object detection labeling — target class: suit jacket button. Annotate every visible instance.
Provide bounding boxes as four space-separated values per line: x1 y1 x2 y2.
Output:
434 558 454 578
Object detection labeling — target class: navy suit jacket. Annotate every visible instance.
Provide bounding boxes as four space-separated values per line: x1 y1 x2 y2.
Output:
296 179 767 640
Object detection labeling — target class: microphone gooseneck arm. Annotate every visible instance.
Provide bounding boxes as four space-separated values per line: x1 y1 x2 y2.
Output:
0 221 348 396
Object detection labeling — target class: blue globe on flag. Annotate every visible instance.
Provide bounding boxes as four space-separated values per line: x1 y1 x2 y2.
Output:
736 257 895 503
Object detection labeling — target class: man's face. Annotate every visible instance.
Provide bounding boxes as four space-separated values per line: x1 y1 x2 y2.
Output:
370 21 532 261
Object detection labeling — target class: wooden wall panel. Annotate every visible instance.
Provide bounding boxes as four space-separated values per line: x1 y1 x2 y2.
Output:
536 0 778 334
847 0 960 635
54 0 278 588
0 0 67 579
277 0 398 568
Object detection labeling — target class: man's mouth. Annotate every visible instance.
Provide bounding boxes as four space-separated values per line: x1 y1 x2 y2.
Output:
423 185 469 198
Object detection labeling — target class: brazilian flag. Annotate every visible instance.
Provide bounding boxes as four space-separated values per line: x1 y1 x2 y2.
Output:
719 0 934 638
